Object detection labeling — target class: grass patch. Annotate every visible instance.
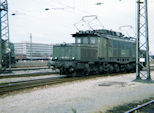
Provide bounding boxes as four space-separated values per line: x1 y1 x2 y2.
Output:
71 108 77 113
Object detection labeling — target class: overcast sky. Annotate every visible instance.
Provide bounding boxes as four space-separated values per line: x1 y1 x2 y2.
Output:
8 0 154 54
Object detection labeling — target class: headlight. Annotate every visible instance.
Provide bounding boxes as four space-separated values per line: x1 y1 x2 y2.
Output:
54 57 58 60
72 57 75 60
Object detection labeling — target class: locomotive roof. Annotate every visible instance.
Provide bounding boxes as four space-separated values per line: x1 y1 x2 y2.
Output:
72 29 136 42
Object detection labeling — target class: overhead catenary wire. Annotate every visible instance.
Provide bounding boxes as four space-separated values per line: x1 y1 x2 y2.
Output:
7 0 154 51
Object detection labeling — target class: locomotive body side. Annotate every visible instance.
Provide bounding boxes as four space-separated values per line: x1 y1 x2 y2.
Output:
97 35 136 73
99 36 136 63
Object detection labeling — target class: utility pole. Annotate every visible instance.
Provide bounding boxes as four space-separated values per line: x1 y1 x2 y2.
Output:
0 0 10 71
136 0 151 80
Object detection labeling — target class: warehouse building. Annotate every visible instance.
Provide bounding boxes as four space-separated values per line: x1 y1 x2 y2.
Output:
14 42 53 60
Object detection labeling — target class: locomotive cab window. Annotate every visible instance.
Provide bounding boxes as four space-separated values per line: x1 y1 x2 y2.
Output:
76 38 81 44
83 37 88 44
90 37 96 44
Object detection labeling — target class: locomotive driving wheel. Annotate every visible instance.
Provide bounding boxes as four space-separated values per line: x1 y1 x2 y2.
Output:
109 64 114 73
114 64 120 73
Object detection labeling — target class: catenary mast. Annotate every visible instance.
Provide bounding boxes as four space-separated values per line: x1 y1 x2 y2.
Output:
136 0 151 80
0 0 10 71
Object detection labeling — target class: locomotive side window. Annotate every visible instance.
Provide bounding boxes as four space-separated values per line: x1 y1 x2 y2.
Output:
91 37 96 44
83 37 88 44
108 40 112 47
76 38 81 43
113 41 118 48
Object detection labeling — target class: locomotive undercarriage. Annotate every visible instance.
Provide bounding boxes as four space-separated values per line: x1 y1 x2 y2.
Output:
52 60 136 77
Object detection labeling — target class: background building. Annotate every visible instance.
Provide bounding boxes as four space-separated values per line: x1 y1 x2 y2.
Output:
14 42 53 60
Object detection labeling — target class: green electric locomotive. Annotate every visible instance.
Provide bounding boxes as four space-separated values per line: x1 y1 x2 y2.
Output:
52 29 137 76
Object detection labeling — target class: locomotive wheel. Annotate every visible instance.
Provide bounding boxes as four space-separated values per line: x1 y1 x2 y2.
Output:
131 63 136 72
109 64 114 73
126 64 131 72
84 71 89 76
120 65 125 72
89 65 94 75
84 68 90 76
69 66 75 74
60 67 67 75
114 64 120 73
72 71 77 77
60 67 63 75
103 63 109 73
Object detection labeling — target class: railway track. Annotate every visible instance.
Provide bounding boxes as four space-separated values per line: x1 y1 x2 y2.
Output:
7 67 49 71
0 71 59 79
1 67 49 74
0 76 76 95
0 70 152 95
126 100 154 113
0 72 122 95
0 74 101 95
1 65 153 79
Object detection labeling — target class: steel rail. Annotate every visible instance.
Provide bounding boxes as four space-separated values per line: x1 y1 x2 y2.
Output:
0 76 77 95
0 71 59 79
126 100 154 113
0 76 64 86
0 72 114 95
7 67 49 71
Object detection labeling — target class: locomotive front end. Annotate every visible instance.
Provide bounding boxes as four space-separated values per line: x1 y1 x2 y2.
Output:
52 44 79 74
51 43 97 76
